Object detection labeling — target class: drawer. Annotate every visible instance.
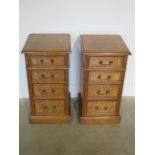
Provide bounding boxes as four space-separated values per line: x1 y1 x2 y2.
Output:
33 84 65 98
88 70 122 83
29 55 66 67
87 84 120 99
31 70 66 83
88 56 123 68
34 100 64 114
86 100 118 116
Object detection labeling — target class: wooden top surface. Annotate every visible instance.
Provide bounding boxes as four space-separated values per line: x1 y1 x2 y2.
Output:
81 35 131 55
22 34 71 53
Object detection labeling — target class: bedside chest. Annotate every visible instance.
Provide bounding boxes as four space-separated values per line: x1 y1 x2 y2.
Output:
22 34 71 124
79 35 131 124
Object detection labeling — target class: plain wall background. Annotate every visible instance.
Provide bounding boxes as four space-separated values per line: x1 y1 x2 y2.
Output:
19 0 135 98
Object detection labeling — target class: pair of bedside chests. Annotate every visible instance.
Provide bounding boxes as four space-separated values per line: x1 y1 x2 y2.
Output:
22 34 131 124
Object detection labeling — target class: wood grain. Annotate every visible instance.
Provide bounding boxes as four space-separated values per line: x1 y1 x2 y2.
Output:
80 35 131 124
22 34 71 124
81 35 131 54
22 34 71 53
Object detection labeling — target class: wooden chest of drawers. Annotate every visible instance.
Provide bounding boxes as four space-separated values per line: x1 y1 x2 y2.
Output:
79 35 131 124
22 34 71 124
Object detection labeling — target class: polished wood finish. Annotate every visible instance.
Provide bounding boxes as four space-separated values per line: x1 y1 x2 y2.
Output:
22 34 71 124
34 100 65 115
22 34 70 53
80 116 121 124
87 84 120 99
80 35 131 124
86 100 118 116
29 55 65 67
31 70 65 83
88 70 122 83
33 83 65 98
81 35 131 54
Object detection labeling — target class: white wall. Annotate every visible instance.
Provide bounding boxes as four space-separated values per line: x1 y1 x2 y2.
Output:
19 0 135 98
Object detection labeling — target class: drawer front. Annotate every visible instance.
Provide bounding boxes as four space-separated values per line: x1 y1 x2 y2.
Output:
30 55 65 67
88 56 123 68
88 71 122 83
34 100 64 114
33 84 65 98
86 101 118 116
31 70 65 83
87 84 120 99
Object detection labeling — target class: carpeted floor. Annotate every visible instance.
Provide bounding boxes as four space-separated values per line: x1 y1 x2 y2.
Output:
19 97 135 155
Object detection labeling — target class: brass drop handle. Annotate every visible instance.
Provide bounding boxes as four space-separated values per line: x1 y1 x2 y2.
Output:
41 74 55 79
41 89 55 95
51 74 55 79
107 75 111 80
44 105 47 109
97 75 102 79
43 105 48 112
51 105 56 111
40 59 44 63
95 106 99 110
41 74 45 78
42 89 46 93
97 75 111 80
104 106 108 110
95 106 108 111
50 59 54 63
97 89 110 95
101 106 108 110
99 60 113 65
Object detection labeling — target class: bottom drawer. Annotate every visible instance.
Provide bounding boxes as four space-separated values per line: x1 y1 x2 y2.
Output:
86 100 118 116
34 100 65 115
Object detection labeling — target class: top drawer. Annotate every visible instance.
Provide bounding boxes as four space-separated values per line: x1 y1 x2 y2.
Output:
87 56 124 69
28 55 67 68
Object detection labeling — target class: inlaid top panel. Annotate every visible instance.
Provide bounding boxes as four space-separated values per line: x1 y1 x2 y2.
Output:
81 35 131 55
22 34 71 53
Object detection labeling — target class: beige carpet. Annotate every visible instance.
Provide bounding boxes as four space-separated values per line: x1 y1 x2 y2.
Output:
19 97 135 155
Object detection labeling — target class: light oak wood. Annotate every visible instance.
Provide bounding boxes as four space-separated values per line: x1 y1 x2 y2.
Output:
30 55 65 67
29 115 71 124
80 116 121 125
80 35 131 124
31 70 65 83
87 84 120 99
86 100 118 116
81 35 131 54
89 56 123 68
88 70 122 83
34 99 65 114
22 34 71 124
33 83 65 98
22 34 71 53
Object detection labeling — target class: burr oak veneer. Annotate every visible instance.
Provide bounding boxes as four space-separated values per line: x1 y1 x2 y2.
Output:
22 34 71 124
79 35 131 124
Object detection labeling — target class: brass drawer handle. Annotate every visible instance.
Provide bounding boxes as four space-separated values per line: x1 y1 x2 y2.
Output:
41 89 55 96
101 106 108 110
97 89 110 95
95 106 108 111
43 105 48 112
97 75 111 80
43 105 56 112
39 59 44 63
95 106 99 110
99 60 113 65
38 58 55 64
97 75 102 79
41 74 55 79
51 105 56 111
50 59 54 63
107 75 111 80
